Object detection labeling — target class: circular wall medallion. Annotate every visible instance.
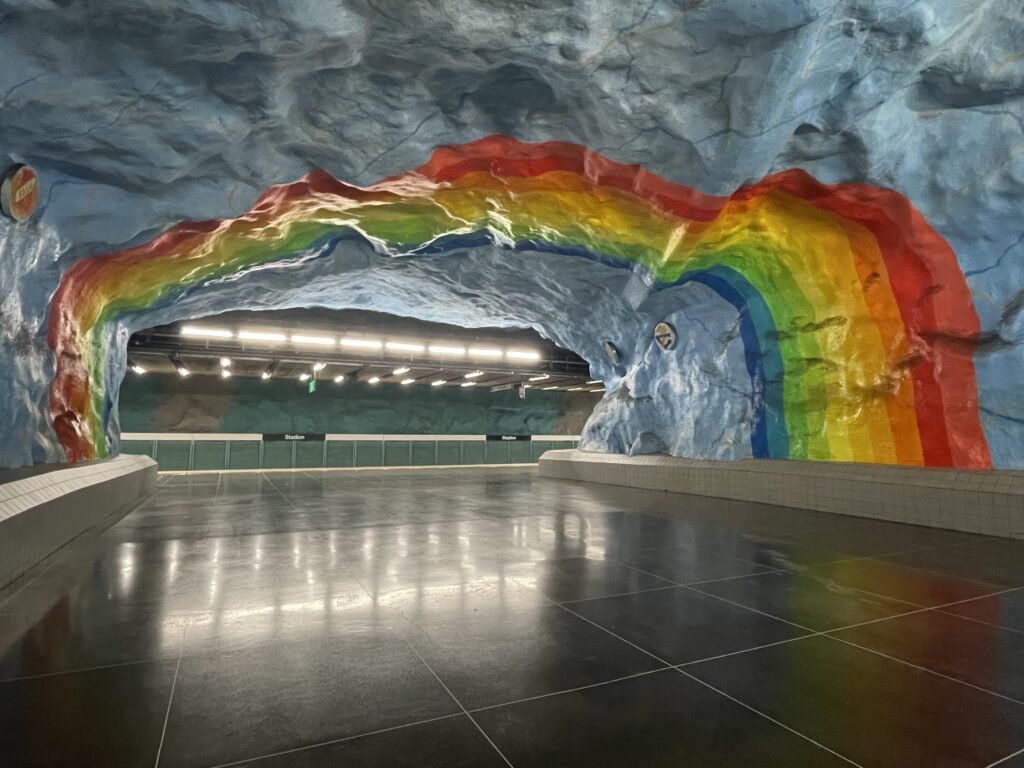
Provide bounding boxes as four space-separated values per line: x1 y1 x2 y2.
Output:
1 164 40 222
654 322 677 351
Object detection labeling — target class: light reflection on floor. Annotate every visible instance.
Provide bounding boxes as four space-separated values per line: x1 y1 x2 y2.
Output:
1 467 1023 767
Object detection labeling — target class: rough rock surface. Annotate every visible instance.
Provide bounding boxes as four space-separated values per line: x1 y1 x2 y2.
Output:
0 0 1021 468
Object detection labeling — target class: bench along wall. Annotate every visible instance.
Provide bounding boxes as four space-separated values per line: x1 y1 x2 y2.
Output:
540 450 1024 540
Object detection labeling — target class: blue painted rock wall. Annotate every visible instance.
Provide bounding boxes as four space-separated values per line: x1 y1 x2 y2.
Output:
0 1 1021 468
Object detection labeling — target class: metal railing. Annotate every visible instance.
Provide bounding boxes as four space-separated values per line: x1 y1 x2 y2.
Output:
121 432 580 471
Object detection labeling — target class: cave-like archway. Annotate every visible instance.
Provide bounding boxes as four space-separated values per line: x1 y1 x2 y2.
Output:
47 136 991 468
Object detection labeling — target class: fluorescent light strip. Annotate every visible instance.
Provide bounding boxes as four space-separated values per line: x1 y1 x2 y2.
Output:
340 338 382 349
542 385 558 390
528 374 549 382
464 371 484 379
468 347 502 357
219 357 231 368
367 376 381 384
430 379 446 387
220 369 231 378
461 382 476 388
386 341 425 353
333 375 345 383
400 378 415 385
392 367 410 376
182 325 233 339
299 373 310 382
506 349 541 361
589 388 604 393
587 380 601 385
239 330 287 342
131 364 146 375
428 345 466 356
567 387 584 392
312 362 326 372
291 334 335 346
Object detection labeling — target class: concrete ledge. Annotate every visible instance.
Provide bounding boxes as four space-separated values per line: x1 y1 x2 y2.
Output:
0 455 157 589
539 450 1024 539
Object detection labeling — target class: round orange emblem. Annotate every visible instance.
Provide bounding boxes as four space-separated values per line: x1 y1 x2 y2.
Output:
1 165 40 222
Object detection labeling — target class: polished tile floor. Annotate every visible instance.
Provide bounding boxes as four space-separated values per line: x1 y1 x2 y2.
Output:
2 467 1024 767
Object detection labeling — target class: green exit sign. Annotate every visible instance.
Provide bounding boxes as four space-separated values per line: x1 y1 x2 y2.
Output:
308 379 316 394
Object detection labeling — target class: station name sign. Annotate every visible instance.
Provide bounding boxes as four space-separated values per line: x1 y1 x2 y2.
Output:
263 433 326 442
486 435 530 441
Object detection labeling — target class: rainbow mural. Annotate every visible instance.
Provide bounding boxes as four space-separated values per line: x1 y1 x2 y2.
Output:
47 136 991 467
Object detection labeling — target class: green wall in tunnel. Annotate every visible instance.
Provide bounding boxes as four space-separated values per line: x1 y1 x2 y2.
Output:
118 374 597 436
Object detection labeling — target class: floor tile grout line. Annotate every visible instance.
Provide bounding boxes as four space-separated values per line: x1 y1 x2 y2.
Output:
675 634 818 667
463 667 672 715
687 578 1024 649
402 638 515 768
153 622 188 768
858 554 1016 590
202 713 468 768
259 473 297 509
986 746 1024 768
839 580 1019 615
934 609 1024 635
821 633 1024 708
556 583 681 605
674 667 865 767
552 591 864 767
0 657 156 684
605 555 790 592
685 539 972 573
553 602 673 667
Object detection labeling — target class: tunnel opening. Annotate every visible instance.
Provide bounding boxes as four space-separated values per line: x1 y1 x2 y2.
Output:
117 308 600 471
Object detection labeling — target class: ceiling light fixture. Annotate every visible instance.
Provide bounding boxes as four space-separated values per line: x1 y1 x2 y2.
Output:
219 357 231 368
461 382 476 388
129 361 146 375
464 370 484 379
542 386 558 390
385 341 425 353
430 379 446 387
587 379 601 385
589 388 604 393
239 330 287 343
340 338 383 349
181 325 233 339
367 376 381 384
291 334 335 346
174 363 190 377
400 378 415 385
312 362 326 372
299 373 310 382
334 375 345 384
506 349 541 361
392 366 410 376
567 387 584 392
220 369 231 378
428 345 466 356
468 347 502 357
261 360 279 380
528 374 549 382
